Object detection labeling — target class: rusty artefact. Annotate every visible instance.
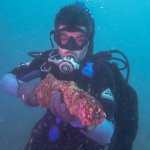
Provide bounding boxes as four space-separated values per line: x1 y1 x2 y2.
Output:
35 74 106 126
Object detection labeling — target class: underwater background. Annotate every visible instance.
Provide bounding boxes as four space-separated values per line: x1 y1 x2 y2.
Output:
0 0 149 149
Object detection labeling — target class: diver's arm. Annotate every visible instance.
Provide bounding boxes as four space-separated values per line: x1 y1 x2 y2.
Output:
80 119 114 145
0 73 39 106
0 57 46 106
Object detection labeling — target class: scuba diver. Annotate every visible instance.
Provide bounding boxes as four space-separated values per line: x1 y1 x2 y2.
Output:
0 2 138 150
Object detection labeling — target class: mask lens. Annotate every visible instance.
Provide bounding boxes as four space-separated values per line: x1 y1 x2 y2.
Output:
60 33 69 45
75 34 85 46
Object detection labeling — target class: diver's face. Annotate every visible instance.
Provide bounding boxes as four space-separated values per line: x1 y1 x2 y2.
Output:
57 25 89 62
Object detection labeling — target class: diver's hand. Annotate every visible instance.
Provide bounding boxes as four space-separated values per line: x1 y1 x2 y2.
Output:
49 90 74 123
17 82 39 106
49 90 83 127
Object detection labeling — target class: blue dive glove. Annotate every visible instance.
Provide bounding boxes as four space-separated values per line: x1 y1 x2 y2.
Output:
49 90 83 127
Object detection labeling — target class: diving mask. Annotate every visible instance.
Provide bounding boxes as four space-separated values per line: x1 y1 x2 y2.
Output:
51 26 90 51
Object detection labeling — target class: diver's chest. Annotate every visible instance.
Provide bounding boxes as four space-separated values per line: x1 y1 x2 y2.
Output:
74 75 95 95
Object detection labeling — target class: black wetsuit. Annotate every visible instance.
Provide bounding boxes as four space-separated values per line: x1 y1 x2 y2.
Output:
10 49 138 150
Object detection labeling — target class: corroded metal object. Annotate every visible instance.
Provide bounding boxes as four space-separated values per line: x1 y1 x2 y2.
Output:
35 74 106 126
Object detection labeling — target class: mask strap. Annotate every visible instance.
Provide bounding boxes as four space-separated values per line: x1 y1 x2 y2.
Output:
50 30 55 48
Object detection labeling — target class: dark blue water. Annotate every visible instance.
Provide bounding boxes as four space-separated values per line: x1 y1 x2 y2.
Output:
0 0 150 149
